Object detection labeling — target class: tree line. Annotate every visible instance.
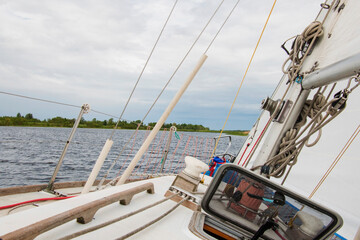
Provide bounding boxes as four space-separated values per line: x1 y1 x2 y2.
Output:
0 113 210 131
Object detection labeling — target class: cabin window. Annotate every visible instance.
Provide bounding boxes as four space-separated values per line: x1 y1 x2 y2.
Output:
201 164 342 240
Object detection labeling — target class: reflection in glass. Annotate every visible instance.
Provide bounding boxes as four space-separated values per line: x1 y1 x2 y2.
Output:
207 169 336 240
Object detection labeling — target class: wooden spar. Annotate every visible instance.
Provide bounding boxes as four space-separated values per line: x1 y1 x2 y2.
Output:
117 54 208 185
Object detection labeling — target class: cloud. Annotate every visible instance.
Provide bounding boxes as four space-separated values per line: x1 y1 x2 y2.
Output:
0 0 324 130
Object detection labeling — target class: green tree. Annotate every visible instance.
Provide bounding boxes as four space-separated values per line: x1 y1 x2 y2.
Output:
25 113 33 119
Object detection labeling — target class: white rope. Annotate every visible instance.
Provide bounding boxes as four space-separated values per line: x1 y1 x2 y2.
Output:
115 196 190 240
253 74 359 179
266 99 342 178
282 21 324 82
244 2 335 168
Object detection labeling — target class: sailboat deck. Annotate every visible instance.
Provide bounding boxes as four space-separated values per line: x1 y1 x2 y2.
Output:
0 176 208 239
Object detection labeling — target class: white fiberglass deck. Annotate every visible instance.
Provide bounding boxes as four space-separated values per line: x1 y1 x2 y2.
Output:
0 176 207 240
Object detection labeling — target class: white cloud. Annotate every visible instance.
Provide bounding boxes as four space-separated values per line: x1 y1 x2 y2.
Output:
0 0 324 130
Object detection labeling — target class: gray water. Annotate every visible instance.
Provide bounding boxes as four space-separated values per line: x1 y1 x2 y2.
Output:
0 126 246 188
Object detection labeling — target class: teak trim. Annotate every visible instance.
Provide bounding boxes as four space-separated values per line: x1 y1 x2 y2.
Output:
0 180 112 197
0 182 154 240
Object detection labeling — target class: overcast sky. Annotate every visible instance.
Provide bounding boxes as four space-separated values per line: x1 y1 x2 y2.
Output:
0 0 324 130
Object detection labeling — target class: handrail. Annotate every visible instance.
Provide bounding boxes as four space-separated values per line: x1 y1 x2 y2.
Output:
213 135 232 155
0 180 112 197
0 182 154 240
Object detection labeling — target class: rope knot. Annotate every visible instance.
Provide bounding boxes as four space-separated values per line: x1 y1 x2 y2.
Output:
282 21 324 83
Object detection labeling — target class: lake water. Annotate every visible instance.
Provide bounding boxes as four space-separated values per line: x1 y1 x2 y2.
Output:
0 126 246 188
0 127 355 239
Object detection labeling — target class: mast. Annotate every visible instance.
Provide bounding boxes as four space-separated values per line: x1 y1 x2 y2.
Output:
302 53 360 90
245 1 360 177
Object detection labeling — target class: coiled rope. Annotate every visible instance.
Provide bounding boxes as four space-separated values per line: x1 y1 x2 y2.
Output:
253 75 360 180
255 96 344 178
239 3 336 171
282 21 324 83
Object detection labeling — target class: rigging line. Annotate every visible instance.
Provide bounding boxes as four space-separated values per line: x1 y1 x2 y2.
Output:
202 0 278 180
316 0 330 20
308 124 360 199
0 90 129 121
268 95 342 168
245 2 335 172
91 109 123 120
272 106 347 180
239 73 286 166
243 119 272 168
0 90 79 109
103 0 226 184
204 0 241 55
110 0 179 140
280 0 334 95
135 0 226 125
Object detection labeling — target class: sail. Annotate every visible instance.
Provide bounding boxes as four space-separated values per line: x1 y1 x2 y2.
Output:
236 1 360 239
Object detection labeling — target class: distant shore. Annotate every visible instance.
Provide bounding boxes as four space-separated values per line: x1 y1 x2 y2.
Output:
0 114 249 136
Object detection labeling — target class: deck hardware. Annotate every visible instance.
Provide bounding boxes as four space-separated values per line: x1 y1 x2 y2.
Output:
338 3 345 13
165 186 200 211
261 97 293 123
333 0 340 11
320 3 330 9
46 104 90 192
261 97 281 117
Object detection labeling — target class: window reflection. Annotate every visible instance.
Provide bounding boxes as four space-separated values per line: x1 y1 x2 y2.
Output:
206 169 336 240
